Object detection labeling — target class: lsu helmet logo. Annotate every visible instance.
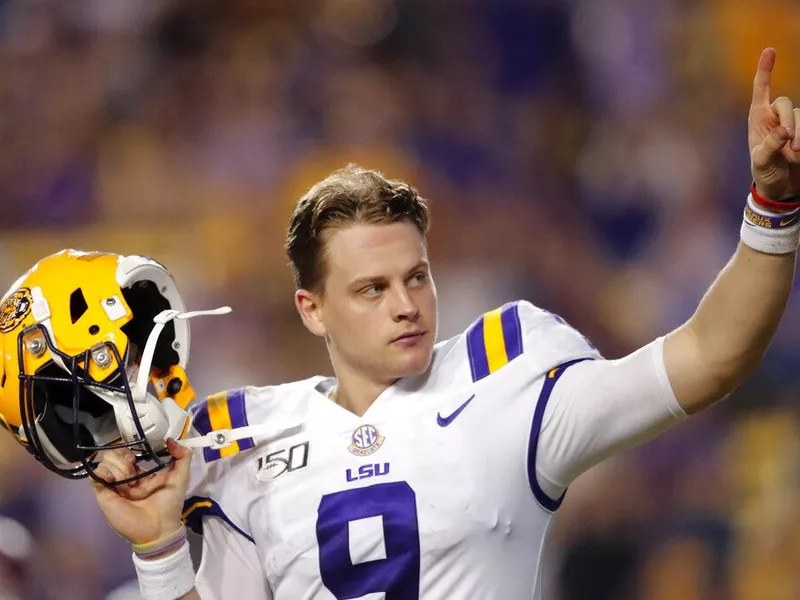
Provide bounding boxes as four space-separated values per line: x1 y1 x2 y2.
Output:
0 288 32 333
348 424 385 457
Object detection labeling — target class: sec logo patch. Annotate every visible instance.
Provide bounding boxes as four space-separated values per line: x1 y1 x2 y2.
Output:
0 288 32 333
348 424 385 457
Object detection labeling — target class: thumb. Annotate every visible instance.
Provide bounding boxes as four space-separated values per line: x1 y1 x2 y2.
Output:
166 438 193 488
754 126 791 167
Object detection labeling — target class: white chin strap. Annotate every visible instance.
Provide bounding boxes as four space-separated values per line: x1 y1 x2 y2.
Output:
178 422 299 451
133 307 231 405
94 307 232 453
96 305 281 454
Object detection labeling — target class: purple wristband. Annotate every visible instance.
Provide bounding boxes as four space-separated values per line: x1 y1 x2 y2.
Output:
744 203 800 229
134 534 188 560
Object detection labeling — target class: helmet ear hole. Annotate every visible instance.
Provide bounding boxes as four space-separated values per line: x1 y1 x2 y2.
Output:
120 280 179 372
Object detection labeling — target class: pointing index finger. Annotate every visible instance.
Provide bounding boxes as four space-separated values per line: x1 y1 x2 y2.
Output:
752 47 776 107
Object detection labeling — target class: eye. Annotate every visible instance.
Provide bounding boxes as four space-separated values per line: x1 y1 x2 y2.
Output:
408 271 427 286
362 284 384 298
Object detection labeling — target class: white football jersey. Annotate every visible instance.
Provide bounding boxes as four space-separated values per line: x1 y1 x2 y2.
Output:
182 300 684 600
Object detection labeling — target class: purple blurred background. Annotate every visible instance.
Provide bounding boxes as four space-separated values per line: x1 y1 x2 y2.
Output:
1 1 800 598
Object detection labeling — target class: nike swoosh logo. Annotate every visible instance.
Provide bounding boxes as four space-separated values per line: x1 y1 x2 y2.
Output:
437 395 476 427
780 215 799 227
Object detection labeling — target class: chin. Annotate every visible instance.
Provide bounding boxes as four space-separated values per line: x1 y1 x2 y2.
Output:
391 346 433 378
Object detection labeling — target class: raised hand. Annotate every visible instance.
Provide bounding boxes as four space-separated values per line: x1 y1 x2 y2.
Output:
90 439 193 545
749 48 800 201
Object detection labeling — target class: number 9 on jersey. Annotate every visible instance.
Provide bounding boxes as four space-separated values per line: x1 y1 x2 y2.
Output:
316 481 421 599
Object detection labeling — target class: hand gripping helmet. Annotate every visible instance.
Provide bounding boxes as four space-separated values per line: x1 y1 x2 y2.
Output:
0 250 229 484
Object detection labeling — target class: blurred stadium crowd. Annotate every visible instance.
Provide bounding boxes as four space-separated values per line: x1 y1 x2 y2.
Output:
1 0 800 598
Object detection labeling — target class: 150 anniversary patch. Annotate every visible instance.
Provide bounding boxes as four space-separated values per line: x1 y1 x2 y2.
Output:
0 288 33 333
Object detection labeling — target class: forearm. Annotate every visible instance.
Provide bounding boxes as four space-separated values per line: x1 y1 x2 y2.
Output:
665 242 795 413
180 589 202 600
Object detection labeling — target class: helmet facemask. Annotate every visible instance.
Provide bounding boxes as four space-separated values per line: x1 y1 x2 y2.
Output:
17 279 189 485
19 330 171 484
0 250 231 487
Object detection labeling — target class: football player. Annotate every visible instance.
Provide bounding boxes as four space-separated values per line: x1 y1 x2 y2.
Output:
1 48 798 599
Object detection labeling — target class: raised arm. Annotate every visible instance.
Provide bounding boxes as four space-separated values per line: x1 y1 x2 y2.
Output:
534 49 800 493
664 48 800 414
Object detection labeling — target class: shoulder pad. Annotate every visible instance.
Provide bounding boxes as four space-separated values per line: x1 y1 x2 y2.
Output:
465 300 600 382
465 301 525 382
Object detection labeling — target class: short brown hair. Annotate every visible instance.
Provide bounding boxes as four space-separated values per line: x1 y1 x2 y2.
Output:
286 164 430 291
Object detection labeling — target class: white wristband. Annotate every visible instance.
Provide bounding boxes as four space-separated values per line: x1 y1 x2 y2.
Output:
740 219 800 254
740 194 800 254
133 541 196 600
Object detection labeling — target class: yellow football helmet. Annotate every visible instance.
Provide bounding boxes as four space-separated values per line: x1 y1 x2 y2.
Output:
0 249 228 484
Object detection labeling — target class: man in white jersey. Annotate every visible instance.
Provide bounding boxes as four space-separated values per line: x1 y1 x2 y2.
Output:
87 48 800 600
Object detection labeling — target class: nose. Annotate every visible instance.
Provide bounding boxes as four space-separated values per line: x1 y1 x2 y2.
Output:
390 286 420 323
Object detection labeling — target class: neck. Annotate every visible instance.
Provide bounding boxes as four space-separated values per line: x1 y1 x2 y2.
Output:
330 363 397 417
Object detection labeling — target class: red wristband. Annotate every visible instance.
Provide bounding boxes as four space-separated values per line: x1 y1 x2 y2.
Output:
750 182 800 211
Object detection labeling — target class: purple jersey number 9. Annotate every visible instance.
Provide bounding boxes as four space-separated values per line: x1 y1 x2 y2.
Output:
316 481 421 599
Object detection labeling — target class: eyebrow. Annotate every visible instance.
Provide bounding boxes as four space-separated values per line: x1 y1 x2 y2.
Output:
349 260 430 290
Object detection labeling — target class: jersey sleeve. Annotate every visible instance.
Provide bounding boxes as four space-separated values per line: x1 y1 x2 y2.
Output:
195 518 272 600
181 387 257 544
463 300 601 384
461 300 680 514
535 336 687 497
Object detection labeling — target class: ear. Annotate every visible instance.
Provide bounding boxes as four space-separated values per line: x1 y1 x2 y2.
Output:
295 289 327 337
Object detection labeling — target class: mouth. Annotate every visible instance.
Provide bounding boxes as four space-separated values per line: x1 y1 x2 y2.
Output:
391 330 426 344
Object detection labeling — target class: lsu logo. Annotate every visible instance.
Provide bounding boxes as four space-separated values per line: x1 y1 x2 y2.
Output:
346 462 390 482
348 424 385 457
0 288 32 333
